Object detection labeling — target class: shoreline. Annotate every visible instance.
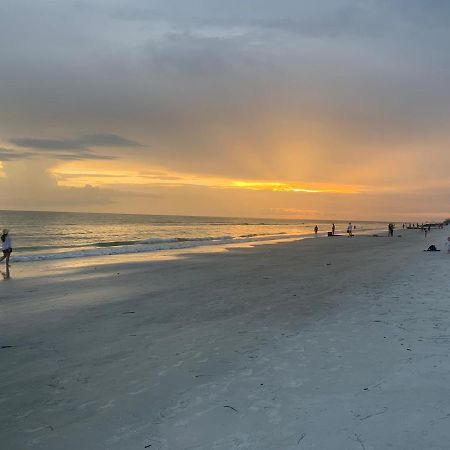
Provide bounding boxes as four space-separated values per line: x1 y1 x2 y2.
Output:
1 229 450 449
5 224 389 273
8 223 387 265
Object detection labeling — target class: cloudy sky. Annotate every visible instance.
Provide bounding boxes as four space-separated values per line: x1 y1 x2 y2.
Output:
1 0 449 220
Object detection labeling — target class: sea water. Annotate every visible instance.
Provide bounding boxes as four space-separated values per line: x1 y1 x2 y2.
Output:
0 210 388 262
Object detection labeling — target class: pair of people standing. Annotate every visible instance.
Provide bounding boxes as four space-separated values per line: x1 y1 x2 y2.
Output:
0 229 12 266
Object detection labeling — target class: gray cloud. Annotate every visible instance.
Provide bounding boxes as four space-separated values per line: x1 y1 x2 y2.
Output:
7 134 138 162
50 152 118 161
10 138 84 150
10 134 141 150
0 148 34 161
111 0 450 37
79 134 142 147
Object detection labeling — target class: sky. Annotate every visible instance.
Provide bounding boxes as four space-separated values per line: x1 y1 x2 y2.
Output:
1 0 450 220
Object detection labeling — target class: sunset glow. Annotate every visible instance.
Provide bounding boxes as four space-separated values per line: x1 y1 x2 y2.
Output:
1 1 449 220
50 162 363 196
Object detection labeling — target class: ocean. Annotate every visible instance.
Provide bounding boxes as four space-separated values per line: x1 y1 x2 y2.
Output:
0 210 388 262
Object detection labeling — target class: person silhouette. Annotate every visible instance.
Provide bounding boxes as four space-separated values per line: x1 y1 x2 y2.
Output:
0 229 12 267
347 223 353 237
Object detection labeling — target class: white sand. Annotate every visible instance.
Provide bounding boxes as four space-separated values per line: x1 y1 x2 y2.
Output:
1 229 450 449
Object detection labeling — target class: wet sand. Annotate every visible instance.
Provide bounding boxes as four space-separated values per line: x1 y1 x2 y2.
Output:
1 229 450 449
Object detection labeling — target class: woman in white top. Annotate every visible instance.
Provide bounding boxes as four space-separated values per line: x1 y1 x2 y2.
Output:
0 229 12 266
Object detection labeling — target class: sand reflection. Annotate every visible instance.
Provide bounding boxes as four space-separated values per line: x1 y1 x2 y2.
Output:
1 265 11 280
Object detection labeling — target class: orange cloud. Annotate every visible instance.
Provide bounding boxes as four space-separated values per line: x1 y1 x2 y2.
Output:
49 161 364 195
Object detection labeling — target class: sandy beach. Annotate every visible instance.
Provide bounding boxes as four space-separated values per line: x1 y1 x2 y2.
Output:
1 229 450 449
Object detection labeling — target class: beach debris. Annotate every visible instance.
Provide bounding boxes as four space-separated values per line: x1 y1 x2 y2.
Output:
297 432 306 445
353 433 366 450
144 445 152 448
1 345 14 349
363 382 383 392
352 407 388 421
223 405 238 413
122 311 135 314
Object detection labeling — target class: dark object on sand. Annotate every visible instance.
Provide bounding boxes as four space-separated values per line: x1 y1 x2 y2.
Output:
425 245 440 252
224 405 239 413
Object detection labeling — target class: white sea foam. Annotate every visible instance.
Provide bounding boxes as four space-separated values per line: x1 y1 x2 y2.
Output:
12 233 306 263
3 210 389 264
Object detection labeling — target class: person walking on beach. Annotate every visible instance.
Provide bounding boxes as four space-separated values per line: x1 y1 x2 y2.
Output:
0 229 12 266
347 222 353 237
332 223 335 235
314 225 318 235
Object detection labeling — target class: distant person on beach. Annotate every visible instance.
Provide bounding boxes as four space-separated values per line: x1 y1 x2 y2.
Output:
347 223 353 237
314 225 318 235
388 223 394 237
0 229 12 266
332 223 335 235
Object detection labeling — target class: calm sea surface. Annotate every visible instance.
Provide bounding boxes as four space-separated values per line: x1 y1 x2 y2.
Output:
0 210 388 262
